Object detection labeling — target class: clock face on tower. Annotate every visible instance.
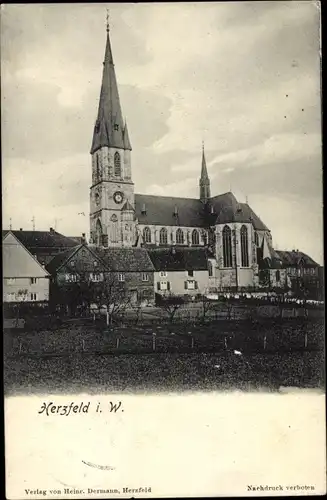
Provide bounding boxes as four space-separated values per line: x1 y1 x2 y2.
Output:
113 191 124 204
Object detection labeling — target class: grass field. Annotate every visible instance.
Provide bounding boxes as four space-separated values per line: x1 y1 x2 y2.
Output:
4 350 324 396
4 317 325 396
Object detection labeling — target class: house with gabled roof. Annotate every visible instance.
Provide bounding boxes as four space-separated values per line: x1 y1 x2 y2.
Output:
3 231 50 305
46 244 155 313
275 250 322 298
147 247 216 297
2 228 78 266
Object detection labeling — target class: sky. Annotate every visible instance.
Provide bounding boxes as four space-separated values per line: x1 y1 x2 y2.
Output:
1 2 323 263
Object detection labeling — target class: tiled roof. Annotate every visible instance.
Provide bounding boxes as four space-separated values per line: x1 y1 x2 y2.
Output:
68 236 86 244
45 246 80 275
134 192 269 231
2 230 78 250
147 247 210 271
93 247 155 272
276 250 319 267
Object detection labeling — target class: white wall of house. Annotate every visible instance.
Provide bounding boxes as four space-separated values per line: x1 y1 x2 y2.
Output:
3 232 50 303
154 270 209 296
4 277 49 302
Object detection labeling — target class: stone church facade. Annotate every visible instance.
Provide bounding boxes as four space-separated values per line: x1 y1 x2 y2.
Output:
89 24 280 291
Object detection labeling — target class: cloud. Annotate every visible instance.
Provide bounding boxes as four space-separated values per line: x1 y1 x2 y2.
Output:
210 133 321 169
1 2 323 262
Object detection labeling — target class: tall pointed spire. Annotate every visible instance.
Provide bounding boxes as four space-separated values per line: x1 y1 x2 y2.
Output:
199 142 211 203
123 119 132 151
90 14 128 154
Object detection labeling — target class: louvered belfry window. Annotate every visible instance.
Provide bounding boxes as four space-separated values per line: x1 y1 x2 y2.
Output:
114 152 121 176
222 225 232 268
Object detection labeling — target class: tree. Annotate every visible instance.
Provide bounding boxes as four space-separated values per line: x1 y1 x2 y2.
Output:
51 274 96 316
159 293 185 328
93 273 133 326
201 295 217 322
14 289 28 327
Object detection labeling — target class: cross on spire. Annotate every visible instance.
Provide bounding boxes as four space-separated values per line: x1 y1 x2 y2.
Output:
106 8 110 33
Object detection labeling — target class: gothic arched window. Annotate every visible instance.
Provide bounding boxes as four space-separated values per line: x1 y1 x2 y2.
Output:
159 227 168 245
222 225 232 268
191 229 199 245
176 228 184 244
240 225 249 267
276 270 280 283
143 227 151 244
114 152 121 177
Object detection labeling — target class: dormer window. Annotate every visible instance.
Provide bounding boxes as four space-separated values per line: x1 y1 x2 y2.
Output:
114 124 119 131
173 206 178 217
141 204 147 215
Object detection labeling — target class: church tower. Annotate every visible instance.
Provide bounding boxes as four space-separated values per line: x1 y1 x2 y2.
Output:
199 144 211 203
89 18 134 247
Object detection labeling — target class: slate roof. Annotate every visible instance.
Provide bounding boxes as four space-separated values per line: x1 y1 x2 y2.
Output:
2 230 78 251
135 194 206 227
276 250 319 267
147 247 210 271
134 192 269 231
91 31 130 153
93 247 155 272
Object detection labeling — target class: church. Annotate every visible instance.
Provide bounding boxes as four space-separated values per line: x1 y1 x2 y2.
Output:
89 21 282 292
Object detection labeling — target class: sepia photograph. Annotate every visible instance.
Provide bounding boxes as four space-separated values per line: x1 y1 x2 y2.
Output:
2 1 325 498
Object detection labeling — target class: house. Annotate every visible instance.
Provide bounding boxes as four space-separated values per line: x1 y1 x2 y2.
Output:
93 246 155 305
276 250 322 299
3 231 50 307
2 228 78 266
147 247 215 297
46 244 155 313
46 243 108 314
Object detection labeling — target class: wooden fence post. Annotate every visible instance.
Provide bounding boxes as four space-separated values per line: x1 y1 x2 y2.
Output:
82 339 85 352
191 336 194 349
152 333 156 351
116 337 120 349
224 336 228 349
19 341 22 354
263 335 267 351
304 332 308 349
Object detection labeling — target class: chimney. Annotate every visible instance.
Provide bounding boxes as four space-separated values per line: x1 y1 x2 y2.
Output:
81 233 87 244
141 203 146 215
20 228 23 231
50 227 54 234
173 205 178 217
210 205 215 214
